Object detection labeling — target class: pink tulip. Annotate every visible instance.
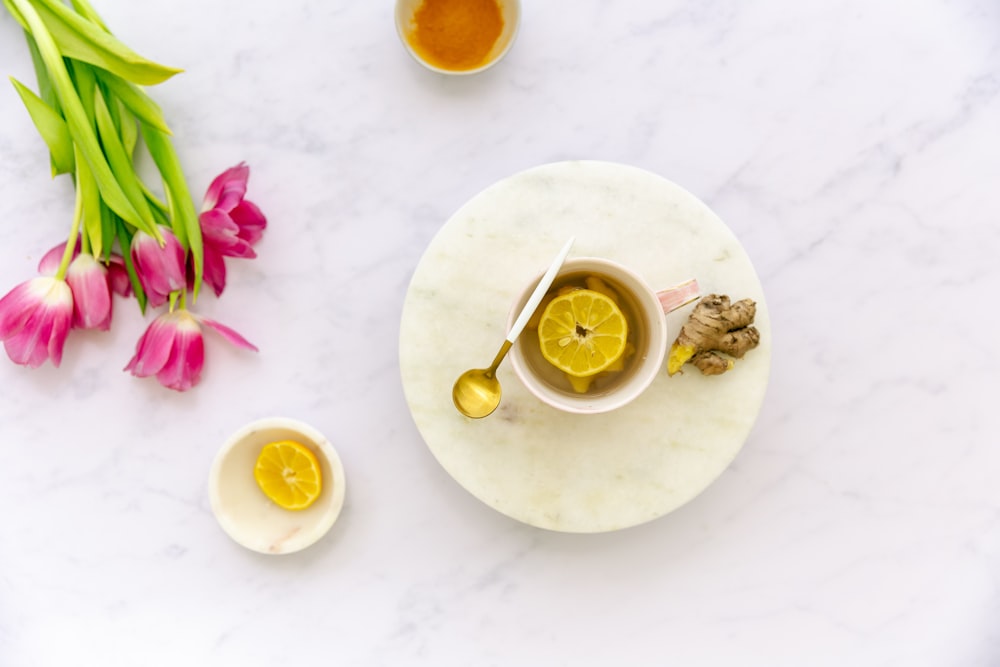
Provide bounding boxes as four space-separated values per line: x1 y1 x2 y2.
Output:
124 309 257 391
106 255 133 298
201 243 229 299
40 241 131 299
66 253 112 330
38 240 79 276
199 162 267 296
0 276 73 368
130 226 186 308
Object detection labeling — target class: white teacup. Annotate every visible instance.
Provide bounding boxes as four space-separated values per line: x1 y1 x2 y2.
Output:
508 257 698 414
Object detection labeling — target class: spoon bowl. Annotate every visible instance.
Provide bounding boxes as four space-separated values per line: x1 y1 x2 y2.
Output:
452 366 503 419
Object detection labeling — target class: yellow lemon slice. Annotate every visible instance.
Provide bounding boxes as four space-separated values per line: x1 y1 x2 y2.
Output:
253 440 323 510
538 288 629 378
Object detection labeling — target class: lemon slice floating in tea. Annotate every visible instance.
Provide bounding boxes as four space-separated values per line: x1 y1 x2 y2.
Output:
253 440 323 510
537 288 629 377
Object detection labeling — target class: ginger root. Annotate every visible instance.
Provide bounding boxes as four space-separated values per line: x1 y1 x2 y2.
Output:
667 294 760 376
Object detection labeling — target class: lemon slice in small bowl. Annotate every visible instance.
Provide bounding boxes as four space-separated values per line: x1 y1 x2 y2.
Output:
253 440 324 511
210 417 345 555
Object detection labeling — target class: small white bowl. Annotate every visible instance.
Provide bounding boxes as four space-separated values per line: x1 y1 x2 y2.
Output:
395 0 522 75
209 417 346 555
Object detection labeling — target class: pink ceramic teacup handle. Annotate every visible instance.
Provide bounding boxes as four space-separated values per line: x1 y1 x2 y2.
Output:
657 279 700 313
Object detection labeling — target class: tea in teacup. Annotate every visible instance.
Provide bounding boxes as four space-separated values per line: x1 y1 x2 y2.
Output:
521 270 650 396
508 257 697 414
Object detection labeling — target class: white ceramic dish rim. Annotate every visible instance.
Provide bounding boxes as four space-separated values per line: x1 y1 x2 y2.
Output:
394 0 522 76
209 417 346 555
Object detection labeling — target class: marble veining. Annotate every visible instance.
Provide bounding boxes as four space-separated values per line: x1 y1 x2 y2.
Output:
1 1 998 665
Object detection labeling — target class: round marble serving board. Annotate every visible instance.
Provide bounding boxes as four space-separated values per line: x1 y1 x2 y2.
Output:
399 161 771 533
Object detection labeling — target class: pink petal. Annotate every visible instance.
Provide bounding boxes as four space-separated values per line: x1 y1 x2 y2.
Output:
0 278 73 368
200 209 254 258
201 244 228 297
67 254 112 330
201 317 258 352
125 312 192 376
230 200 267 247
145 286 169 309
106 255 133 297
198 208 240 240
38 240 79 276
47 303 73 367
131 228 186 305
202 163 248 213
0 280 40 335
4 312 50 368
5 308 50 367
155 324 204 391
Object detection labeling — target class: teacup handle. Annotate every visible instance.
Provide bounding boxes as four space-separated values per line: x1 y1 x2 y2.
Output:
657 279 700 313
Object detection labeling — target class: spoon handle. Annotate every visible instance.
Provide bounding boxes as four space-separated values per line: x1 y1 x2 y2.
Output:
506 236 575 343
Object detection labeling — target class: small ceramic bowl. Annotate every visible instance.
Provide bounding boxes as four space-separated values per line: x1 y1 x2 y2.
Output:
395 0 522 75
209 417 346 555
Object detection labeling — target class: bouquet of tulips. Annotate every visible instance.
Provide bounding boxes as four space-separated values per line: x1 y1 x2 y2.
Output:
0 0 266 390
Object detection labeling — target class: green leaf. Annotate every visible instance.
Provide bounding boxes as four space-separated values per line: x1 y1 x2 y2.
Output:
68 0 108 32
93 69 171 135
1 0 26 28
28 0 182 86
68 58 97 127
24 32 68 175
115 98 138 157
10 0 152 236
25 30 59 112
139 179 169 218
148 197 170 228
9 76 74 175
93 85 158 238
98 77 131 150
141 124 203 298
98 200 115 262
163 182 186 248
74 142 103 258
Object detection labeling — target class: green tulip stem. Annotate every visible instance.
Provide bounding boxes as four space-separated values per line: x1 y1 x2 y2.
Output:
54 176 84 280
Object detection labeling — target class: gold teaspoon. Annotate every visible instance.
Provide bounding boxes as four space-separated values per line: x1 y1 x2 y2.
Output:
452 237 575 418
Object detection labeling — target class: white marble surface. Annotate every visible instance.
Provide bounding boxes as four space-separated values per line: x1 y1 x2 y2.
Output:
0 1 997 664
